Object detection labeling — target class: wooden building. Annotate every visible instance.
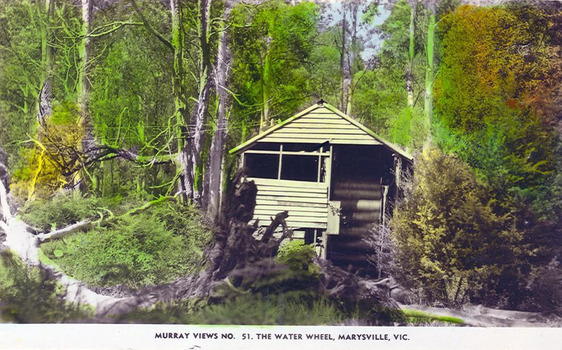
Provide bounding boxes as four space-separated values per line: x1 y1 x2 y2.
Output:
229 101 412 274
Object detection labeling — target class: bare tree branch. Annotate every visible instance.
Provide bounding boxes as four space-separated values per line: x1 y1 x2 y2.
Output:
87 21 144 38
130 0 174 51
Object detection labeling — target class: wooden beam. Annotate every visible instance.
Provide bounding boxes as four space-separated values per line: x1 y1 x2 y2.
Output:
256 186 327 194
250 177 328 189
277 144 283 180
254 205 327 214
317 152 322 182
255 201 328 210
327 144 333 201
276 126 362 133
252 219 326 229
244 150 329 156
257 195 328 204
261 137 379 145
254 215 327 224
257 190 326 198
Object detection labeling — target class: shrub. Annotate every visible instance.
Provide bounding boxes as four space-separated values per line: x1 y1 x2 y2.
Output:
391 148 522 307
276 240 319 275
10 102 85 200
20 193 105 231
194 294 346 325
0 251 90 322
239 240 321 296
40 202 212 289
118 294 349 325
520 259 562 313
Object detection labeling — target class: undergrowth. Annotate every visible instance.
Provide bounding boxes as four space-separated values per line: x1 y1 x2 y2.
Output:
117 294 349 325
116 241 403 325
402 309 465 325
20 193 110 231
194 294 347 325
0 251 91 323
39 200 211 290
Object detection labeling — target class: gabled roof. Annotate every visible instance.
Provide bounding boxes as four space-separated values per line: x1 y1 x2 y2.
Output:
229 102 413 160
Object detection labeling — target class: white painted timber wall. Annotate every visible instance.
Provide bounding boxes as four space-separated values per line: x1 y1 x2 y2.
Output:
258 106 381 145
248 177 328 229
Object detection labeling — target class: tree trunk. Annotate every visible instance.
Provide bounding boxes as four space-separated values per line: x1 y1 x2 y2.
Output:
129 0 191 200
406 0 416 108
76 0 95 192
424 11 435 143
260 49 271 130
169 0 193 202
205 2 233 222
345 2 358 115
191 0 213 204
37 0 55 127
78 0 92 107
259 15 274 131
340 3 349 112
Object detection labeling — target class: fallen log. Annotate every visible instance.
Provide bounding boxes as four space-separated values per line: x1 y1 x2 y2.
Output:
36 220 92 242
35 195 176 243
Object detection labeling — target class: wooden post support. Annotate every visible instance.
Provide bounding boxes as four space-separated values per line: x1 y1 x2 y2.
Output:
277 144 283 180
320 230 328 259
394 154 402 202
327 200 341 235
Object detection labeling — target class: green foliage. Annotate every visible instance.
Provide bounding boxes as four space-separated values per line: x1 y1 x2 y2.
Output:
200 239 403 325
351 69 405 138
10 102 86 200
194 294 346 325
50 101 81 126
351 0 429 149
392 149 522 307
0 0 559 319
0 0 84 165
427 5 560 310
119 293 404 325
115 298 201 324
0 0 42 159
118 238 388 325
228 0 319 140
117 294 370 325
231 240 320 296
276 240 319 275
20 193 105 231
40 202 211 289
230 240 322 296
434 4 557 201
307 28 342 105
90 20 173 150
0 251 90 323
402 309 464 325
86 1 177 198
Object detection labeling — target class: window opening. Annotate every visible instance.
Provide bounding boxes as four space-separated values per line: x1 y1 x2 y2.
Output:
280 155 319 182
245 143 330 182
245 153 279 179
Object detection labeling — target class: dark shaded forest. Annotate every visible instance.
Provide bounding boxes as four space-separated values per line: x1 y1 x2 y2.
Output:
0 0 560 325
